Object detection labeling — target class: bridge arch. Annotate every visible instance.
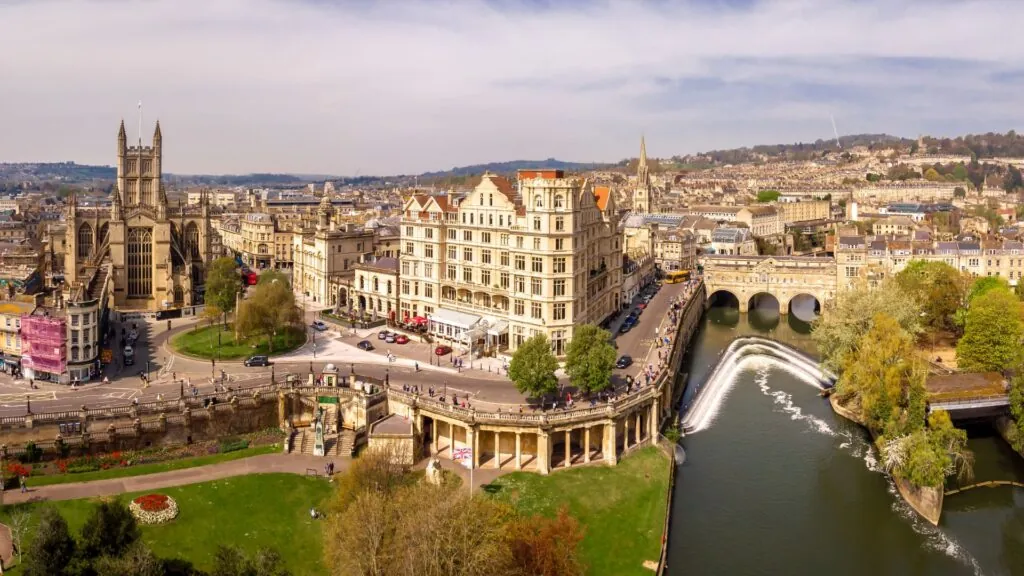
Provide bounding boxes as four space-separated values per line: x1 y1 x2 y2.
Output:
747 292 780 315
707 289 740 310
786 293 822 323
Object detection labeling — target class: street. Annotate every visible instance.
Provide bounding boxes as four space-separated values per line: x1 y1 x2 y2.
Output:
0 281 687 417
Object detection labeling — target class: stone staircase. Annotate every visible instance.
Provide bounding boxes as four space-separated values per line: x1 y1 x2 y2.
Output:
292 427 353 457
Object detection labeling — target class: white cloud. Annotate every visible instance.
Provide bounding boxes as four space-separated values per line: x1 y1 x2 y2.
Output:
1 0 1022 175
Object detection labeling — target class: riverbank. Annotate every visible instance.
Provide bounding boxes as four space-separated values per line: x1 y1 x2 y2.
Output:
828 394 944 525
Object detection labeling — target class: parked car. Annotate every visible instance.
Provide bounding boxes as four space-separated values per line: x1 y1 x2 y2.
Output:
244 355 270 367
435 345 452 356
619 323 633 334
385 334 396 344
616 355 633 369
636 303 647 310
358 340 374 351
377 330 390 340
395 334 410 344
311 320 328 332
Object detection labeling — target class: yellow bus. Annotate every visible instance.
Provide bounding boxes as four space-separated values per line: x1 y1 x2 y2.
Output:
664 270 690 284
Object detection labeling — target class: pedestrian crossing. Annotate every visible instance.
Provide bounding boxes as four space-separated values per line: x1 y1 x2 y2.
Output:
0 391 55 402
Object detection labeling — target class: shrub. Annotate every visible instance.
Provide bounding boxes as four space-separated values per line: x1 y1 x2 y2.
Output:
219 437 250 454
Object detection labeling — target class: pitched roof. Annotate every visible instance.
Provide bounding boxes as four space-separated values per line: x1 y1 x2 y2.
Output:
593 186 611 211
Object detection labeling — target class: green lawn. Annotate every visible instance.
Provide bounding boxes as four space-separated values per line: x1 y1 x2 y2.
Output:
27 444 279 487
0 473 333 574
484 447 671 576
171 324 306 360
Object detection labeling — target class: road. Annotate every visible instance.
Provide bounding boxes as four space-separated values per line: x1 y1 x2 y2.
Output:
0 281 686 417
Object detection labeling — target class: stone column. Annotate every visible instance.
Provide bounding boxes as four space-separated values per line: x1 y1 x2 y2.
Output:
493 431 500 469
537 431 551 475
651 397 660 436
564 430 571 469
448 421 454 458
603 421 618 466
515 432 522 470
584 426 591 463
470 425 480 469
431 418 438 455
635 412 642 444
623 416 630 449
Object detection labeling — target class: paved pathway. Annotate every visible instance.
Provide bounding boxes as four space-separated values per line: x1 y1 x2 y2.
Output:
1 453 339 505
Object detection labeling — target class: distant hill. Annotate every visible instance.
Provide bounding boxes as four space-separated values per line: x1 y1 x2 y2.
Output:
418 158 613 179
680 134 912 165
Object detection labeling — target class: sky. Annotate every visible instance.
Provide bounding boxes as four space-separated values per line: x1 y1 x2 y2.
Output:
2 0 1024 176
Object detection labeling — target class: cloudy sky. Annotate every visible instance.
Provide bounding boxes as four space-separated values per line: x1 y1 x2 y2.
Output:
2 0 1023 175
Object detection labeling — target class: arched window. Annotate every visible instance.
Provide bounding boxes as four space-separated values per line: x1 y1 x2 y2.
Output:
258 244 269 255
554 195 564 209
534 195 543 208
127 228 153 298
185 221 200 258
83 345 92 360
174 286 184 305
77 222 93 259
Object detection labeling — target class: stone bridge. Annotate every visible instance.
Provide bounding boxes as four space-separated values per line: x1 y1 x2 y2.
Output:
701 255 837 314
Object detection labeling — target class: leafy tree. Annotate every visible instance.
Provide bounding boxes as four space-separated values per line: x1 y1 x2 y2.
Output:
564 324 617 393
952 164 969 181
838 313 927 436
206 257 242 326
508 334 559 398
22 507 76 576
1004 165 1024 192
212 546 290 576
257 269 290 287
756 190 780 203
953 186 966 198
1009 374 1024 452
923 167 942 182
812 281 922 373
1016 280 1024 302
8 510 32 565
957 286 1023 372
236 276 302 352
895 260 967 334
79 499 140 559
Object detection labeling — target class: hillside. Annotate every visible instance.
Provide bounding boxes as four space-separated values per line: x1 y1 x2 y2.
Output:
680 133 911 165
418 158 613 178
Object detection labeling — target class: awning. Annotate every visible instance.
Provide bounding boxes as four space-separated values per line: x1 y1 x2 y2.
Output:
486 320 509 336
429 308 482 330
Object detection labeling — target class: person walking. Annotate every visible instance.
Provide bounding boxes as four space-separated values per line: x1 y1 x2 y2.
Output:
19 475 26 493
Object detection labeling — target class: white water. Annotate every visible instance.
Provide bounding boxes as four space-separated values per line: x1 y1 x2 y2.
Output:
750 364 985 575
680 336 835 434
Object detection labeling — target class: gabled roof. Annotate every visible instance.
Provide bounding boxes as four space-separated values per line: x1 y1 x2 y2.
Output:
593 186 611 211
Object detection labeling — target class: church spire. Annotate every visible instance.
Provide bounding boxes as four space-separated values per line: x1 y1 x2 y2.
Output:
153 119 162 144
639 135 647 170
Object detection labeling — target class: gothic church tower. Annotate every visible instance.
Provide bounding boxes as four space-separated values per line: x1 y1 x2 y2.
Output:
633 136 651 213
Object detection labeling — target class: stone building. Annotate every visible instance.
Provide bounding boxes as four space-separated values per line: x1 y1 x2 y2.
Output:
64 121 217 311
633 137 654 213
398 170 621 356
291 197 374 309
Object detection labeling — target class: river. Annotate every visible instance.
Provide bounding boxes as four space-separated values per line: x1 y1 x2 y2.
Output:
666 301 1024 576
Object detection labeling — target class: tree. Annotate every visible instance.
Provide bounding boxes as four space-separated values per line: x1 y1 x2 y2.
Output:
202 302 223 328
257 269 290 287
953 186 967 198
236 276 302 352
895 261 967 334
206 257 242 327
507 506 587 576
8 510 32 565
212 546 290 576
79 499 140 559
812 281 922 373
564 324 617 393
22 507 76 576
756 190 780 203
92 543 165 576
508 334 559 398
923 167 942 182
957 287 1023 372
838 313 927 436
1016 280 1024 302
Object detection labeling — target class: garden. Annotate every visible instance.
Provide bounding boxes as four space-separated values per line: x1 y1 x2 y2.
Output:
483 446 671 576
0 473 331 574
171 324 306 360
2 428 284 488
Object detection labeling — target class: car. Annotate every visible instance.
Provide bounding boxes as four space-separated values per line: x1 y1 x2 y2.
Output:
377 330 390 340
385 334 396 344
358 340 374 351
395 334 410 344
435 345 452 356
311 320 328 332
244 355 270 367
619 323 633 334
616 355 633 369
636 303 647 310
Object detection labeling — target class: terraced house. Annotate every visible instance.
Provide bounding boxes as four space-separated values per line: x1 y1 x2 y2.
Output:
399 170 622 357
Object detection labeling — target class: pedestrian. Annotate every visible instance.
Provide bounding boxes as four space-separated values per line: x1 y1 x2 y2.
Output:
19 475 26 494
414 361 419 372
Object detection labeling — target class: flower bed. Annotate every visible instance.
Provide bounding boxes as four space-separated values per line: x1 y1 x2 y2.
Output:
129 493 179 524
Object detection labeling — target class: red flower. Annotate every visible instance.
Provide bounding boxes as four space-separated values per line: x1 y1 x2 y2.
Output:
133 494 170 512
56 460 68 474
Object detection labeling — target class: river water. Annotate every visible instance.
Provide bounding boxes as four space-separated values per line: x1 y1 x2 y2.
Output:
666 302 1024 576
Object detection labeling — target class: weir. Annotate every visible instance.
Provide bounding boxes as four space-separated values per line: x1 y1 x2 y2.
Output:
680 336 836 434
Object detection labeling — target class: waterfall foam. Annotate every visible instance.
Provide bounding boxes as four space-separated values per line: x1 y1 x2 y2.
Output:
680 336 835 434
